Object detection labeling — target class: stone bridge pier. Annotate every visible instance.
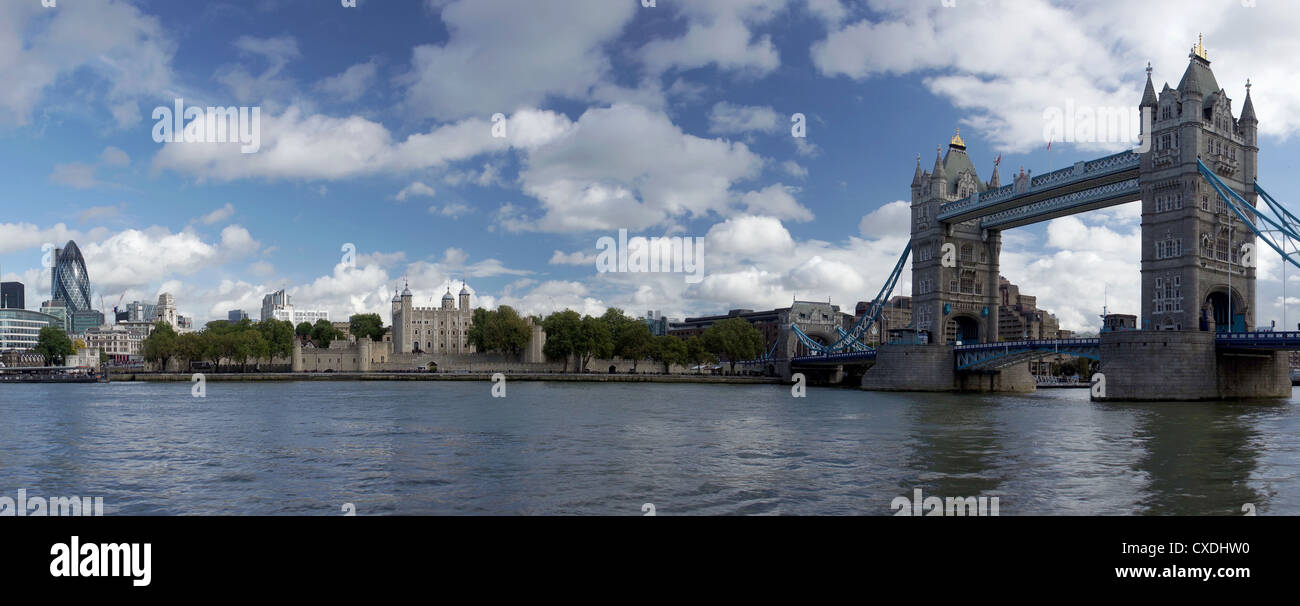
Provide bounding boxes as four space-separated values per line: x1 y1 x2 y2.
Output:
859 343 1036 393
1094 331 1289 400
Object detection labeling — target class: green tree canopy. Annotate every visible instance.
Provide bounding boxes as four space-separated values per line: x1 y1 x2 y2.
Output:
310 319 341 347
34 325 76 366
467 306 531 356
349 313 386 342
174 332 205 368
541 309 582 367
231 330 267 371
142 321 179 370
575 315 614 371
256 318 296 361
702 317 765 373
652 335 688 373
685 335 716 373
614 320 654 371
295 322 313 339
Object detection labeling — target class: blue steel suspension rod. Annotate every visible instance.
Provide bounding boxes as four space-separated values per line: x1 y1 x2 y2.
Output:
1254 183 1300 240
791 242 911 354
1198 159 1300 271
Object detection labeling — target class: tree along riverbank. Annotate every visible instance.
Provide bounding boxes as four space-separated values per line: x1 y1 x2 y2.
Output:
111 371 783 384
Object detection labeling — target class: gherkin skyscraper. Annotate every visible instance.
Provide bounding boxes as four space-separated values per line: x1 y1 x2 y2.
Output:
51 240 91 313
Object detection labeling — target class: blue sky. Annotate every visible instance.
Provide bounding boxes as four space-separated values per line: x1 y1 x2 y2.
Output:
4 0 1300 331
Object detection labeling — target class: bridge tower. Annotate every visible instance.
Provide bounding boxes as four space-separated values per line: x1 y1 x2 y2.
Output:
1141 38 1259 333
909 131 1002 345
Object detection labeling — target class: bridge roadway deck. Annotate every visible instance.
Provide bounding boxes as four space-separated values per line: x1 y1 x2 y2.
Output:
936 151 1139 228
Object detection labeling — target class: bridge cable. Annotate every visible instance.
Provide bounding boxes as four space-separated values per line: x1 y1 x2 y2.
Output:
790 242 911 355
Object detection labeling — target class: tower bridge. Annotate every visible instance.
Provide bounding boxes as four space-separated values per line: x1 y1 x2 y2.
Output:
779 39 1299 400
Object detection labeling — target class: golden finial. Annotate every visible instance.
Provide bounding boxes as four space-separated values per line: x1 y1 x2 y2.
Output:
1193 34 1208 61
950 127 965 148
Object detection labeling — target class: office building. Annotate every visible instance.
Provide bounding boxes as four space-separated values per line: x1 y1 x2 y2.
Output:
261 289 328 325
51 240 91 313
1 282 24 310
0 309 62 351
83 324 144 364
998 277 1063 341
70 310 106 335
228 310 249 322
125 300 157 322
669 301 853 358
39 300 68 332
261 289 292 322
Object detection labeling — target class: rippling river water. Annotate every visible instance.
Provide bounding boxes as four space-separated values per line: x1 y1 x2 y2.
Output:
1 381 1297 515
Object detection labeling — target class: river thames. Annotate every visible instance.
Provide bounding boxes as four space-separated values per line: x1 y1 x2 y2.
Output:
1 381 1297 515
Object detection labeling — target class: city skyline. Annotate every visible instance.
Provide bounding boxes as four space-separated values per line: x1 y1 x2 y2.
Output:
7 1 1300 331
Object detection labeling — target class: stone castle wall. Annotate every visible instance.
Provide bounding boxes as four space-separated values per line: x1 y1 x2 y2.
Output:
293 336 692 374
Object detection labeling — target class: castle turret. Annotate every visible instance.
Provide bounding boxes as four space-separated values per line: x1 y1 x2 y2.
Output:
1140 62 1158 109
459 283 471 310
1240 80 1258 153
929 147 946 198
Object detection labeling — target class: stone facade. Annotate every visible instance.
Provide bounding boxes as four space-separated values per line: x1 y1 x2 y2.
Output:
998 277 1062 340
910 131 1002 345
390 281 475 355
1140 44 1258 332
1097 330 1288 400
860 344 956 391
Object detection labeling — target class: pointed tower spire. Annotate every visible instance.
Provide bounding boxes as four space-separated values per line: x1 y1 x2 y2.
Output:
929 146 946 197
1241 78 1257 124
988 163 1001 189
1141 62 1158 108
911 153 923 187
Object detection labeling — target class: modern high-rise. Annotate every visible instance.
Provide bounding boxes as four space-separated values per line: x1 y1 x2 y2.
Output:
70 310 106 335
0 309 62 351
125 300 157 322
228 310 249 322
261 289 328 325
1 282 24 309
51 240 92 313
261 290 292 322
39 300 68 332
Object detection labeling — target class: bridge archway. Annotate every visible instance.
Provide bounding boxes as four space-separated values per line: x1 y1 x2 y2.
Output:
793 330 834 357
946 314 981 345
1204 287 1246 333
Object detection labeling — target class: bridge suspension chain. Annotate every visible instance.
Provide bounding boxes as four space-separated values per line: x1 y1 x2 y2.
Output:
790 242 911 355
1198 159 1300 270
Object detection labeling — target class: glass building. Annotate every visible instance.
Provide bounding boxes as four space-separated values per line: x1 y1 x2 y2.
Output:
51 240 91 313
0 309 61 351
0 282 23 309
70 310 105 335
39 300 68 331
